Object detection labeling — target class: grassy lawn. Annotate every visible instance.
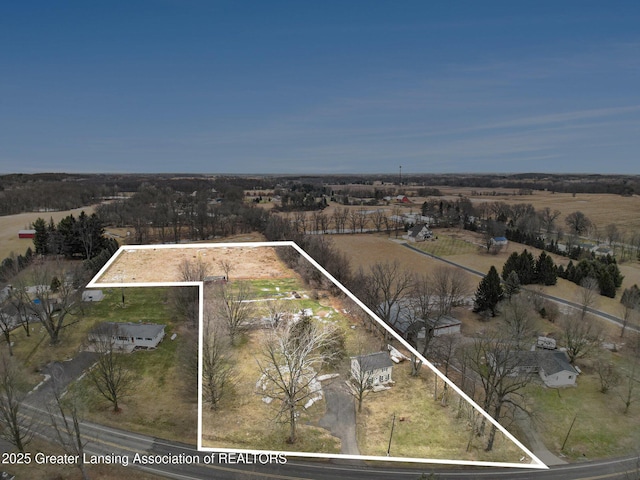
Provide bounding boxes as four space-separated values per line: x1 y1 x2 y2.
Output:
356 362 527 463
524 372 640 461
70 287 198 443
8 287 171 383
413 234 478 257
245 277 304 298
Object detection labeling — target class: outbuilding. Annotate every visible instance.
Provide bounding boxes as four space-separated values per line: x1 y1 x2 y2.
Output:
18 230 36 239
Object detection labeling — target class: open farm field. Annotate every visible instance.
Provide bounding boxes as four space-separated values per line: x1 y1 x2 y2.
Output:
422 187 640 238
0 205 97 261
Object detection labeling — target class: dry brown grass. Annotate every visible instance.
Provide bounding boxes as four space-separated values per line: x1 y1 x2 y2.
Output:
201 331 341 453
357 362 528 464
0 205 98 261
99 245 289 283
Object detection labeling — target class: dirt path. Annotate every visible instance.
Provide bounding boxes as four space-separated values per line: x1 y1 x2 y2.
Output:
319 381 360 457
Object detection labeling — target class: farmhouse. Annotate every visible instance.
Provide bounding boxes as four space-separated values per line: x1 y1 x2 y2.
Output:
407 223 433 242
490 236 508 246
18 229 36 239
490 350 578 387
351 351 394 387
88 322 166 351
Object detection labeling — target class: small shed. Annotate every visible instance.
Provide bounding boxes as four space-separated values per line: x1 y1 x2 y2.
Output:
18 230 36 239
82 289 105 302
351 351 394 387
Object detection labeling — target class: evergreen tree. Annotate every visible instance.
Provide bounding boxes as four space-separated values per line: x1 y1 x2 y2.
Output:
473 266 503 317
504 271 521 299
32 217 48 255
516 249 535 284
502 252 520 281
598 270 616 298
535 251 557 285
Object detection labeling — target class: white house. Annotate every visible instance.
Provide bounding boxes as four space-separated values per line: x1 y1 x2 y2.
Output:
351 351 394 387
407 223 433 242
490 350 578 387
491 236 508 247
89 322 166 351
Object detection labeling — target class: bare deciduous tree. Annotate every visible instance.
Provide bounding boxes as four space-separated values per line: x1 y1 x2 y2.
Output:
467 335 532 451
172 258 209 327
499 294 535 349
217 259 234 282
432 266 469 316
49 373 90 480
89 325 134 412
202 311 234 410
594 356 619 394
577 277 600 321
539 207 561 236
216 282 255 346
0 306 16 356
13 262 83 345
0 354 33 452
562 313 601 363
256 318 337 443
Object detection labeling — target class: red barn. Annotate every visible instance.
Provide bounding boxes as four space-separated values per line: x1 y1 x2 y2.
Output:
18 230 36 239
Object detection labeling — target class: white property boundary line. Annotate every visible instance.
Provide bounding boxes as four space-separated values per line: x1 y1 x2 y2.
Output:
87 241 548 470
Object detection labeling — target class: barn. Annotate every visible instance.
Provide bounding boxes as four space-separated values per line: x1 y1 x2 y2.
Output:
18 230 36 239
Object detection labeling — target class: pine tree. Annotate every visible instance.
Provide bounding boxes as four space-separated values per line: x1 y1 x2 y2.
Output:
473 266 503 317
32 217 48 255
535 251 557 285
504 271 521 299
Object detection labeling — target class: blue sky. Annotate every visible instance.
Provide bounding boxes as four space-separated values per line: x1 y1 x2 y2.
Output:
1 1 639 174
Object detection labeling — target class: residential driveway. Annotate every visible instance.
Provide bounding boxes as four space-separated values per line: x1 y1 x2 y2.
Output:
25 351 99 406
319 381 360 457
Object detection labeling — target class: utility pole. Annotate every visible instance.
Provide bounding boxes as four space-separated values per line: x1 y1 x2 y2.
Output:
399 165 402 186
561 414 577 451
387 413 396 456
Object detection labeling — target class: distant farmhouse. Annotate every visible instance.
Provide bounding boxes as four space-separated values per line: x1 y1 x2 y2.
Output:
407 223 433 242
351 351 394 387
89 322 166 351
490 350 579 388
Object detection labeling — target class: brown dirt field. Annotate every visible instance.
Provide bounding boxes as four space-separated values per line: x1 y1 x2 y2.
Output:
98 245 289 283
0 205 97 260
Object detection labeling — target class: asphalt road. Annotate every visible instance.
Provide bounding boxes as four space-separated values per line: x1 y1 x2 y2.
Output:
16 402 640 480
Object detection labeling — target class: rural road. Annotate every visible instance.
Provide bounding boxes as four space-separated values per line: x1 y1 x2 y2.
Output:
10 358 640 480
401 242 640 335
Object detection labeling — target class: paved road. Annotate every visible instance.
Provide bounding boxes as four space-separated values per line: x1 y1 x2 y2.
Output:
401 242 640 335
15 403 640 480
